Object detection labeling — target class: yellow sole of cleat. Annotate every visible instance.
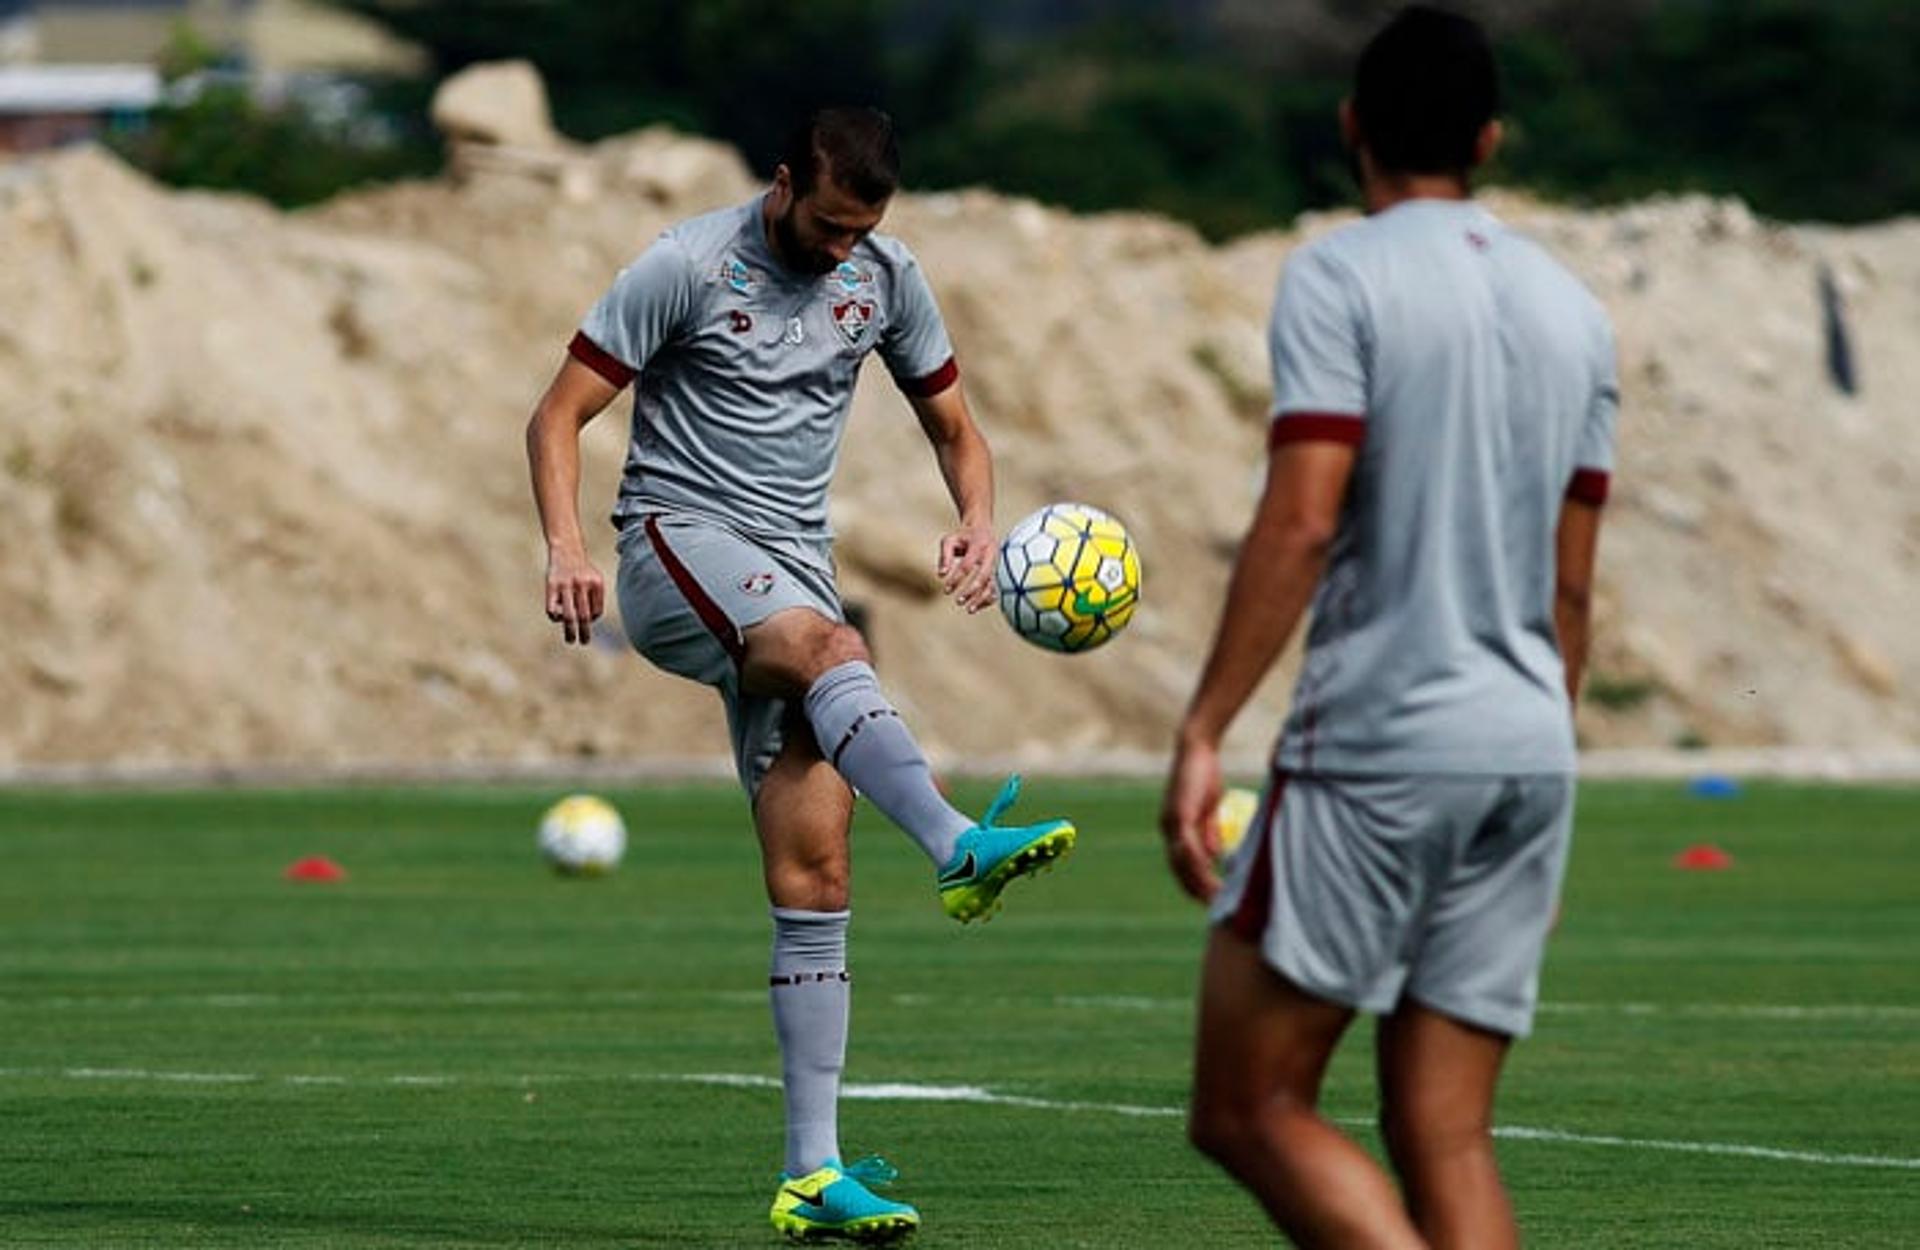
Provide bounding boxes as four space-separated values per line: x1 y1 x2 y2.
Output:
771 1212 920 1243
940 824 1077 924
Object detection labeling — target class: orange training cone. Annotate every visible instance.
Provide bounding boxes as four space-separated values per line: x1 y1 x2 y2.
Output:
1673 844 1734 871
284 856 347 883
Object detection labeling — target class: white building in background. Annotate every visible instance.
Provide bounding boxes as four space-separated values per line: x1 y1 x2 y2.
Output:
0 0 423 153
18 1 420 74
0 60 157 149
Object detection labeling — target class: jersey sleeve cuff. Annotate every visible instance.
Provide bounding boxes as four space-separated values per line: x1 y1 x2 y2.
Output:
894 356 959 399
568 330 637 389
1270 411 1366 450
1567 468 1612 506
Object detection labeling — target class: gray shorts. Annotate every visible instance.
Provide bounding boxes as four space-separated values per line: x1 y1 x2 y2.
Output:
1209 771 1574 1038
615 511 843 797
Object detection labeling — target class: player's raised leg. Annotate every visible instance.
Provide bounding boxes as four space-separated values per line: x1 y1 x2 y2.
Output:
744 606 1075 923
1187 929 1426 1250
1377 1002 1517 1250
755 720 920 1243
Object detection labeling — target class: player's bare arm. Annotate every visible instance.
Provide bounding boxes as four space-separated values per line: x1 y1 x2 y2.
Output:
1161 438 1358 903
909 382 997 614
1554 497 1604 703
525 357 622 646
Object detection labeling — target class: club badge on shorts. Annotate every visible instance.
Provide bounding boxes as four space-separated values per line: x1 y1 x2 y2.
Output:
832 300 875 345
740 572 776 596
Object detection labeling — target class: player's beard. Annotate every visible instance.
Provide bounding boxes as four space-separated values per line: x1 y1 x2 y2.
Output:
773 203 838 275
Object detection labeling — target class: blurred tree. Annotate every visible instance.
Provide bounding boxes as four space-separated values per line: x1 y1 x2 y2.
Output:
253 0 1920 230
116 79 439 208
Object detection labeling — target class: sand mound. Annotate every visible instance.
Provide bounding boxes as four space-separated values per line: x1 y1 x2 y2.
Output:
2 118 1914 771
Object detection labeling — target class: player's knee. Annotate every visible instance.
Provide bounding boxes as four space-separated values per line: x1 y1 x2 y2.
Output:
1188 1097 1257 1168
815 622 870 674
768 858 849 912
1380 1097 1490 1163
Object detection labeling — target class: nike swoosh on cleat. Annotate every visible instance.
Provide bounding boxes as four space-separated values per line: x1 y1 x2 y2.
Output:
938 852 977 886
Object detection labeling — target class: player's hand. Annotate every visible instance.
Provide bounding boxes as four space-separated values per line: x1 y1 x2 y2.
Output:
1160 732 1224 903
938 521 997 614
544 545 606 646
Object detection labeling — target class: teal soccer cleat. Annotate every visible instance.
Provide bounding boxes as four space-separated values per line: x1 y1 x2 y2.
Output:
768 1155 920 1243
936 775 1077 923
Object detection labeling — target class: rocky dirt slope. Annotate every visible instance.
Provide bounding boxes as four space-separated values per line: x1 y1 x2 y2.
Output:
3 89 1914 772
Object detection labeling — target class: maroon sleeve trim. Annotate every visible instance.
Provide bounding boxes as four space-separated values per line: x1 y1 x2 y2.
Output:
1269 411 1367 450
568 331 637 389
895 356 959 398
1567 468 1612 506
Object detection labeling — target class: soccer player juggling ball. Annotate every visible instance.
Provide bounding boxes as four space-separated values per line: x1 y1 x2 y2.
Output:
524 108 1076 1243
1161 9 1617 1249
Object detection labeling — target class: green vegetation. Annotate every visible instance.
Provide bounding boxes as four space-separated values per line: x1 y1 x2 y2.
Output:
288 0 1920 236
112 77 440 209
1 780 1915 1246
1585 673 1660 712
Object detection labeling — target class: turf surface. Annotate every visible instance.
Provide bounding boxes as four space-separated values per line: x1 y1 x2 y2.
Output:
0 780 1915 1247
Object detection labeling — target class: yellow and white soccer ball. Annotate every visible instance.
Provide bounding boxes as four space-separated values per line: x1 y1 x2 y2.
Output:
1215 787 1261 859
994 502 1142 654
537 794 627 876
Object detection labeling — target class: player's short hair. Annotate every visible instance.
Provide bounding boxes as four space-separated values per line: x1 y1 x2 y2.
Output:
783 107 900 205
1353 6 1501 177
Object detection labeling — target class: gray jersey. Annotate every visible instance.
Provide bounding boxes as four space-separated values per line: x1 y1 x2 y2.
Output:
571 196 958 539
1267 200 1618 776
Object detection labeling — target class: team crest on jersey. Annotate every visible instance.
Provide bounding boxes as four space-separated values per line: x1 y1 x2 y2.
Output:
832 299 875 344
740 571 776 596
832 261 874 294
721 256 760 294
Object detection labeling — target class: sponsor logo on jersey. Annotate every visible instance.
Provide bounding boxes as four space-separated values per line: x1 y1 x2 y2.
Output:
833 261 874 293
728 310 753 334
832 299 875 344
740 572 776 596
721 256 760 293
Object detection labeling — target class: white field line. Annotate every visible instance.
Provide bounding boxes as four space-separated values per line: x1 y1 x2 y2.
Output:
3 988 1914 1024
3 1065 1913 1172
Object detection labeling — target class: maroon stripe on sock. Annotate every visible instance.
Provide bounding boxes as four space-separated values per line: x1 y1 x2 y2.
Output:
644 516 745 664
828 707 899 770
1225 770 1287 944
769 970 851 987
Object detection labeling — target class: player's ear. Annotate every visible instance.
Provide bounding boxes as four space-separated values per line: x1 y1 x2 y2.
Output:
770 163 794 210
1338 98 1360 151
1473 119 1503 170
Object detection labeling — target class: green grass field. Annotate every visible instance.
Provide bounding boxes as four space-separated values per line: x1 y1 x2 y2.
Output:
1 780 1915 1247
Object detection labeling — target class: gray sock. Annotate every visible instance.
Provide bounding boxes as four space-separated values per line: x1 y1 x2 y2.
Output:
803 660 972 866
770 907 850 1176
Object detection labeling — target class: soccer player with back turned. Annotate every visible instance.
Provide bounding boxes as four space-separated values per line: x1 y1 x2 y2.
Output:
1161 9 1616 1248
524 108 1076 1242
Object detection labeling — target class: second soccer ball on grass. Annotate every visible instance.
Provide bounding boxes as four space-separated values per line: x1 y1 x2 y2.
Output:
994 502 1142 654
537 794 627 876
